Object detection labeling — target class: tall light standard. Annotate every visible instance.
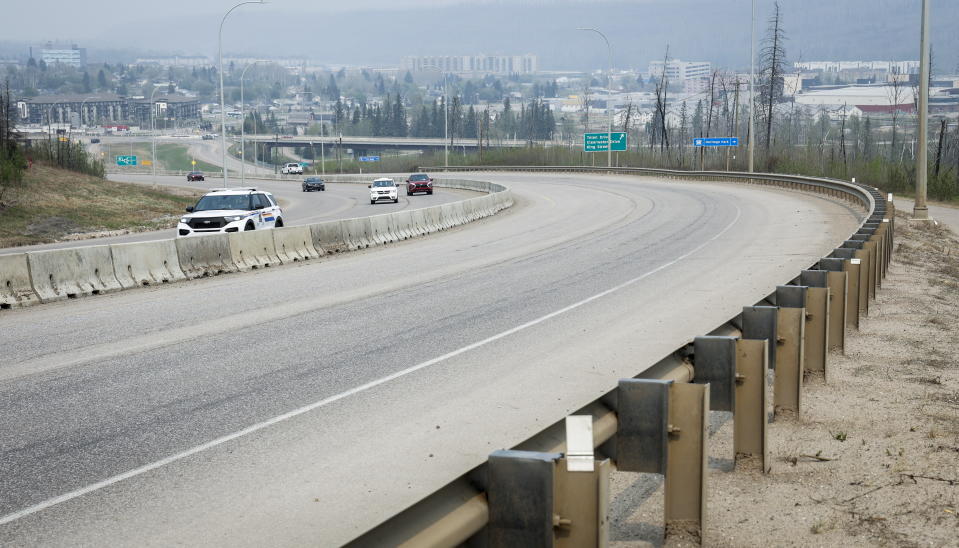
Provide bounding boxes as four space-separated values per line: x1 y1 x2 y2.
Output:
420 64 449 167
748 0 757 172
150 85 161 188
914 0 931 220
219 0 265 185
578 27 613 168
240 59 268 187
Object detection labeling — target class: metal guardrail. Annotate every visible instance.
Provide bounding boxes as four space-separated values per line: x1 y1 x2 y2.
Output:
347 167 891 547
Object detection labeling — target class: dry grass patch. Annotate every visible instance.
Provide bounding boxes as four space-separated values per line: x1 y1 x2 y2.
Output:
0 164 201 248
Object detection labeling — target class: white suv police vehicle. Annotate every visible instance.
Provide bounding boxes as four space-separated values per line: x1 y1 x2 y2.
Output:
177 188 283 237
369 178 399 204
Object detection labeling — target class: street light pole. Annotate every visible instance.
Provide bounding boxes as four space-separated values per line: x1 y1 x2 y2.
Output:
150 85 160 188
578 27 613 167
914 0 931 220
218 0 265 186
240 59 267 187
748 0 756 172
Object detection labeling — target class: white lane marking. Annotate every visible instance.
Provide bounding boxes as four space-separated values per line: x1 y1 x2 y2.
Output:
0 203 742 526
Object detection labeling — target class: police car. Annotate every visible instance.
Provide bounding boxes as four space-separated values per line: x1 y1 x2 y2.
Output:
177 188 283 237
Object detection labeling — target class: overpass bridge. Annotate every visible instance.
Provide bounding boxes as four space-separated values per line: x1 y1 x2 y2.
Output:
243 134 534 155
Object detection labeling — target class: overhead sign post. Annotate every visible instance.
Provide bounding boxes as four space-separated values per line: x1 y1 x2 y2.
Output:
583 132 627 152
359 156 380 162
693 137 740 147
115 155 137 166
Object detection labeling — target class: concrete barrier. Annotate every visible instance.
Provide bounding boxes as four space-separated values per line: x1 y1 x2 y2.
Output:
311 220 349 253
27 245 121 302
0 254 39 309
342 217 373 250
229 229 282 270
176 234 238 278
111 240 186 288
369 215 394 245
273 226 321 263
410 209 429 237
392 210 414 240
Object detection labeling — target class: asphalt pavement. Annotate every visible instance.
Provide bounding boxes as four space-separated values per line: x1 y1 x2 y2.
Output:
0 173 861 546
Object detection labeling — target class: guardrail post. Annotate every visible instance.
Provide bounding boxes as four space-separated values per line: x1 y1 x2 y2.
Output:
488 450 560 547
741 306 778 370
488 447 609 546
817 258 849 353
693 336 769 472
773 286 806 418
831 248 867 321
850 235 880 298
616 379 709 545
798 271 830 377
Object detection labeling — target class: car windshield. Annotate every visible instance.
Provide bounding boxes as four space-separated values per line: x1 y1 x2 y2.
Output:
193 194 252 211
372 180 394 188
306 178 322 182
409 174 429 181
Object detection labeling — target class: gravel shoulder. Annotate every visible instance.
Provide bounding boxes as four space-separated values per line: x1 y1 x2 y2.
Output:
609 212 959 547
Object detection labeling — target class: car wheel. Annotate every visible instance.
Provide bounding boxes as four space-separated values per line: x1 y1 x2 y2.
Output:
393 198 399 203
428 191 433 195
275 218 284 228
245 222 255 231
370 200 375 205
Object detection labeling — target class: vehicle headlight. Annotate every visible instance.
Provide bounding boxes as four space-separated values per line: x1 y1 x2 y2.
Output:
180 217 189 223
224 215 245 222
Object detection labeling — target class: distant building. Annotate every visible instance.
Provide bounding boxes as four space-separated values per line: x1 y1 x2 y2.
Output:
794 61 919 75
401 54 538 75
135 56 212 67
18 93 199 126
40 43 87 68
647 59 711 82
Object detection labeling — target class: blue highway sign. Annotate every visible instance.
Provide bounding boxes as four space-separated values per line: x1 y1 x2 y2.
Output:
693 137 739 147
359 156 380 162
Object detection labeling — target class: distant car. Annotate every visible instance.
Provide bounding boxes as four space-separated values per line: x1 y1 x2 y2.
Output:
281 162 304 175
302 177 325 192
187 171 205 181
90 137 100 144
201 134 215 140
406 173 433 196
177 187 282 237
369 178 398 204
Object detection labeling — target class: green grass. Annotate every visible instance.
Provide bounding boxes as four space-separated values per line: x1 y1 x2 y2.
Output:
0 164 203 248
105 143 220 173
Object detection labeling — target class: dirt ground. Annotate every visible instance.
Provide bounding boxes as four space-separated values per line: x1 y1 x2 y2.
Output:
608 212 959 547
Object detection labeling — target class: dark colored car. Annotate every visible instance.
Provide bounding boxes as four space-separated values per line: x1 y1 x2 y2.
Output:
187 171 205 181
302 177 326 192
406 173 433 195
90 137 100 144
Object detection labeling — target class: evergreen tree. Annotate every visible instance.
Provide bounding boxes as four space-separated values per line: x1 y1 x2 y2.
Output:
327 74 340 100
404 71 414 84
464 105 477 138
391 93 407 136
97 69 107 89
82 72 91 93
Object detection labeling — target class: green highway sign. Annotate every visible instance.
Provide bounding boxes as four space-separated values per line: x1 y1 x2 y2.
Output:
115 155 138 166
583 132 627 152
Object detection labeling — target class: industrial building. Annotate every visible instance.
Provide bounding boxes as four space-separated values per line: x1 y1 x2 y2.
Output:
401 54 538 75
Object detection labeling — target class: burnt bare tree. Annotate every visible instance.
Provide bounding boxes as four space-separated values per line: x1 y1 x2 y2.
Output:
654 46 671 157
1 81 26 202
758 1 787 169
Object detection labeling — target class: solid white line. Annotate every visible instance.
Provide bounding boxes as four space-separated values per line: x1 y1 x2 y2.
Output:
0 203 742 526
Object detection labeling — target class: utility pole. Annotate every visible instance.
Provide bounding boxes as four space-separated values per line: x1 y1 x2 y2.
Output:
914 0 931 220
730 79 741 171
748 0 756 172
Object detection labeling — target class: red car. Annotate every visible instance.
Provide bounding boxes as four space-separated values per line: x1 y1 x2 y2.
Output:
406 173 433 195
187 171 205 181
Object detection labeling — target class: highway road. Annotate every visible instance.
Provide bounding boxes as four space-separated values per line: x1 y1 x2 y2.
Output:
0 174 478 254
0 172 860 546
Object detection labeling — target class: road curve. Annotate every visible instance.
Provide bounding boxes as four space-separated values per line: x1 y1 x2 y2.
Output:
0 174 478 254
0 172 860 546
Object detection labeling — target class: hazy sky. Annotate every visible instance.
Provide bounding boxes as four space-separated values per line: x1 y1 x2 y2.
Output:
5 0 958 71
